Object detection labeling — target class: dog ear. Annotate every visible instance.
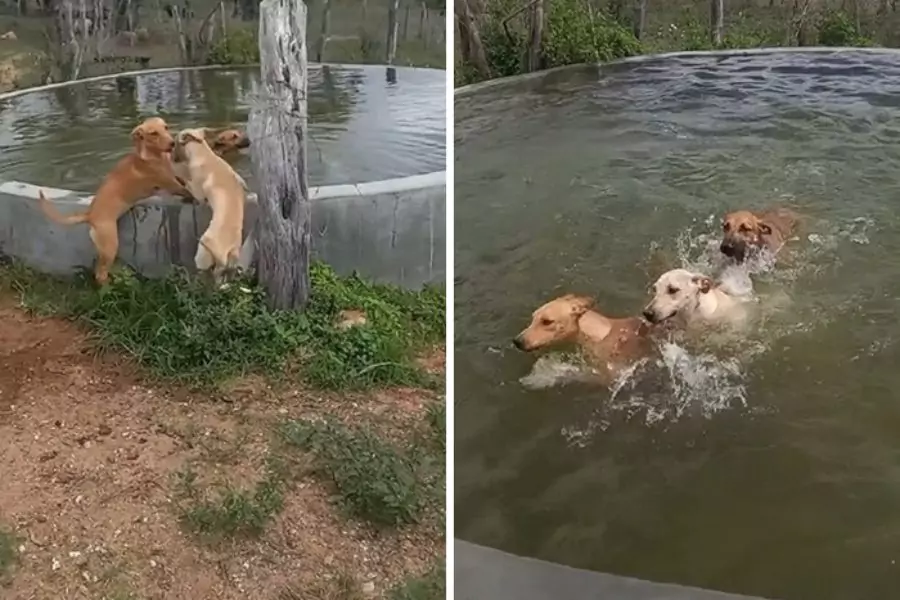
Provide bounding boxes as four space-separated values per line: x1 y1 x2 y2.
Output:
758 221 772 236
130 124 144 144
183 130 205 144
563 294 595 316
692 275 713 294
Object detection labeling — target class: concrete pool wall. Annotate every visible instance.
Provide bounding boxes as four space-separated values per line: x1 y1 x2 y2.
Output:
0 64 445 290
455 540 769 600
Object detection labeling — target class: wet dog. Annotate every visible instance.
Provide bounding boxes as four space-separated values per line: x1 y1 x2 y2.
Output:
643 268 750 328
37 117 192 285
720 208 799 264
513 294 654 384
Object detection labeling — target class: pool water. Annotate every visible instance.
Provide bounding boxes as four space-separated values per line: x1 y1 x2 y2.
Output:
455 50 900 600
0 64 445 191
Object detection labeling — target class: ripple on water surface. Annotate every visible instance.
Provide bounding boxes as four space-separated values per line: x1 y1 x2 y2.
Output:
0 64 446 190
456 50 900 600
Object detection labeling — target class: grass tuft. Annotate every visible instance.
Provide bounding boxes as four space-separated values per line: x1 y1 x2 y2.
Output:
173 466 284 540
0 526 20 585
0 261 444 390
280 418 432 527
389 563 446 600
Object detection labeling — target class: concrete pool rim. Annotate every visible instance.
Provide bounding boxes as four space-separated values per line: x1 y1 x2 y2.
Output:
455 45 900 97
0 62 447 200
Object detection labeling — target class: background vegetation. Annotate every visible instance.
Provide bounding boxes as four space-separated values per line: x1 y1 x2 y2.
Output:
0 0 446 92
455 0 892 85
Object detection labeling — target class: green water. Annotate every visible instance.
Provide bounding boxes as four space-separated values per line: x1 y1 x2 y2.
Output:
0 64 445 191
455 51 900 599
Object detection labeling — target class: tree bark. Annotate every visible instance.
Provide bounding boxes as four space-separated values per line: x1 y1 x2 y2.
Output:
526 0 543 73
315 0 331 62
386 0 399 64
710 0 723 46
247 0 311 311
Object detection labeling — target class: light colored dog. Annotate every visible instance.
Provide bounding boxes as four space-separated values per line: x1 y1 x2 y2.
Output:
38 117 192 285
514 294 654 384
172 127 250 185
643 269 750 327
175 128 247 284
720 207 799 263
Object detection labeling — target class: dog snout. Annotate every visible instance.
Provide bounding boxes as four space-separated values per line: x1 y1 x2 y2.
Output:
642 308 657 323
512 335 526 351
237 137 251 148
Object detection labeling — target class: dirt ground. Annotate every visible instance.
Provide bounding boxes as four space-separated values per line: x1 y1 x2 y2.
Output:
0 297 444 599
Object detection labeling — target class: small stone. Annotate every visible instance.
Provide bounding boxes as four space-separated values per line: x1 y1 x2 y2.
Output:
324 555 334 566
362 581 375 595
51 557 60 571
98 424 112 436
150 559 157 568
38 450 58 462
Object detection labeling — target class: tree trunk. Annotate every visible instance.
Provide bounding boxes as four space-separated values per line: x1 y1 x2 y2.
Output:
418 2 427 41
315 0 330 62
247 0 311 311
633 0 647 40
386 0 399 64
526 0 543 73
710 0 723 46
455 0 490 79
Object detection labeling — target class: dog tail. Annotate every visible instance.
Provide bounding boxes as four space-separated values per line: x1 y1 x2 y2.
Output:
37 189 90 226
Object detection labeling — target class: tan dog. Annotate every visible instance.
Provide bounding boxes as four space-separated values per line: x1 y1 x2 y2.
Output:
172 127 250 186
208 128 250 155
643 269 749 327
38 117 191 285
720 208 799 263
514 294 654 383
175 128 247 284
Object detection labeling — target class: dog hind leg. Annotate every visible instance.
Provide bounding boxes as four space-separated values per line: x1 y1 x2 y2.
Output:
89 221 118 286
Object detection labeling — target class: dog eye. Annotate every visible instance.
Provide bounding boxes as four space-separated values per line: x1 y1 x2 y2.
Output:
667 286 679 295
739 224 750 233
540 318 553 326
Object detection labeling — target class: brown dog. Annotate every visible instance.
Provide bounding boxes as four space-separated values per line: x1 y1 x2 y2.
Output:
513 294 654 384
208 128 250 156
38 117 192 285
720 208 799 263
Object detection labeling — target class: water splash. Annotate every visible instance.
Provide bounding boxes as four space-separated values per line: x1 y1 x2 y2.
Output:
519 353 597 389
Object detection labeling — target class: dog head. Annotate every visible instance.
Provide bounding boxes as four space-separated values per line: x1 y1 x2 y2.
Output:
720 210 773 263
643 269 713 324
513 294 594 351
173 128 209 160
208 128 251 153
131 117 175 158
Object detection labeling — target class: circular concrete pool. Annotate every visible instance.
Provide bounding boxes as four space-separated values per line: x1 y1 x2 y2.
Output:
0 64 446 290
456 48 900 600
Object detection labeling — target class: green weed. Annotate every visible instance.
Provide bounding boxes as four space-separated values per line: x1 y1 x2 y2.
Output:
207 29 261 65
0 261 444 390
0 526 19 584
174 466 284 540
389 563 446 600
280 418 429 527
